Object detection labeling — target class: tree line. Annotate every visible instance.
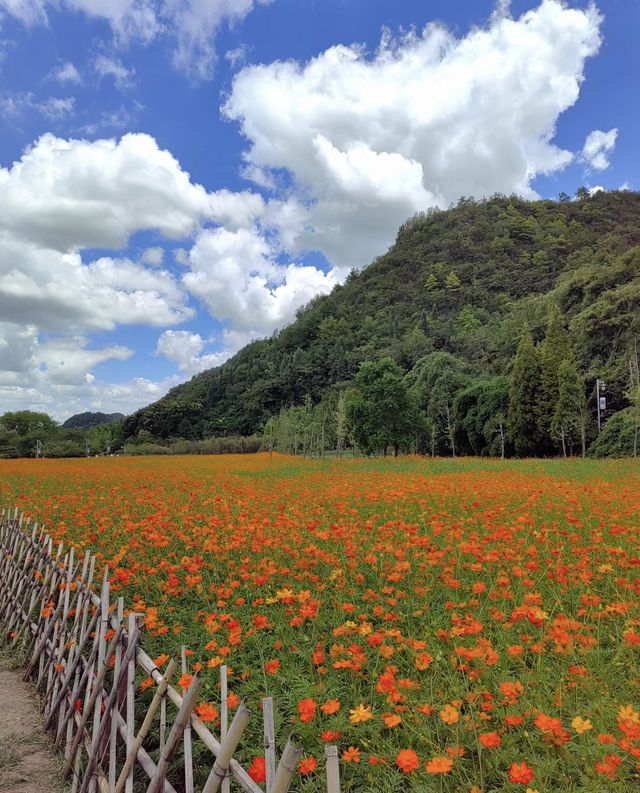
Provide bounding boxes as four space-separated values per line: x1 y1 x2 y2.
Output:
265 309 640 459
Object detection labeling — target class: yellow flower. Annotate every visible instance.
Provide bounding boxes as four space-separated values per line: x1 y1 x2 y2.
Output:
526 788 540 793
349 704 373 724
571 716 593 734
618 704 640 725
440 704 460 725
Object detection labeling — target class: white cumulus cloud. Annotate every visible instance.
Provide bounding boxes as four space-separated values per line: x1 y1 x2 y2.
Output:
182 226 337 338
156 330 230 375
580 128 618 171
225 0 603 269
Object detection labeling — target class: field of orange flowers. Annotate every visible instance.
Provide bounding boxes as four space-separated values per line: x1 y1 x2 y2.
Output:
1 453 639 791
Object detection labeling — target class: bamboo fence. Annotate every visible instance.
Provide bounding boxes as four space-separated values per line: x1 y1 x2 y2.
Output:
0 507 343 793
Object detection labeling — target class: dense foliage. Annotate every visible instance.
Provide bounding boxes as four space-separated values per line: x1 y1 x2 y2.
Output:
62 411 124 429
121 190 640 457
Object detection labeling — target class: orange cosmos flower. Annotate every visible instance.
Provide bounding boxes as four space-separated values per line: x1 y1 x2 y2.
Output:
594 754 622 778
248 757 266 783
382 712 402 728
195 703 219 722
425 756 453 774
264 659 280 674
396 749 420 773
298 757 317 775
349 704 372 724
297 698 317 723
342 746 361 763
478 731 501 748
320 699 341 715
439 704 459 725
177 673 193 689
508 762 534 784
321 730 341 742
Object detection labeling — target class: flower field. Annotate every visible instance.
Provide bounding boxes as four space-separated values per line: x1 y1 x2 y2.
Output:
1 453 639 792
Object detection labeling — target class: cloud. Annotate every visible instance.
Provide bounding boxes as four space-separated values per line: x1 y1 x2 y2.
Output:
93 54 136 89
156 330 229 375
3 0 268 78
580 128 618 171
0 132 214 251
0 0 47 26
36 337 133 385
0 92 75 120
182 225 337 338
141 246 164 266
50 61 82 84
0 244 192 332
225 0 602 269
0 320 168 420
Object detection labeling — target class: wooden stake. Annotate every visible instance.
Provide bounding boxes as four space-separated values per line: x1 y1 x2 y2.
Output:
144 675 202 793
262 697 276 793
181 646 194 793
325 745 340 793
113 658 177 793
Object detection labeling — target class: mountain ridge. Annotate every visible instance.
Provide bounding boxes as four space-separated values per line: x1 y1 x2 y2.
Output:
122 190 640 443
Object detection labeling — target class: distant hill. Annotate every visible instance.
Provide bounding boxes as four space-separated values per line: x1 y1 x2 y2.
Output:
62 412 124 429
122 190 640 442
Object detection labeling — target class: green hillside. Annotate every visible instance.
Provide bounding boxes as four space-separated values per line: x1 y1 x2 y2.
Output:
122 190 640 453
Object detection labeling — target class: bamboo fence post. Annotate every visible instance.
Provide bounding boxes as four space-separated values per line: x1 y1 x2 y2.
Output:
220 664 230 793
270 735 302 793
145 675 202 793
44 607 100 730
159 684 167 755
109 597 125 792
113 658 177 793
77 626 140 793
91 568 110 761
325 746 340 793
125 613 137 793
202 701 251 793
62 624 125 777
262 697 276 793
181 646 194 793
53 612 102 747
24 594 65 680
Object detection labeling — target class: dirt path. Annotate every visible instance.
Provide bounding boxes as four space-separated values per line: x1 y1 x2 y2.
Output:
0 651 63 793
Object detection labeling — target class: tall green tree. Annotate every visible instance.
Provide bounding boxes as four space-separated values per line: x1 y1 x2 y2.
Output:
456 376 510 457
508 325 542 456
346 358 424 456
538 306 573 448
551 360 589 457
408 352 471 456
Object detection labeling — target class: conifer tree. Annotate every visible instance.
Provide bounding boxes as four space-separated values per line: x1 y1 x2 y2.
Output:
508 324 542 456
538 306 573 449
445 271 461 291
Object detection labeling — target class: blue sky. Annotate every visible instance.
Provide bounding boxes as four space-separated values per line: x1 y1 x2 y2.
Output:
0 0 636 420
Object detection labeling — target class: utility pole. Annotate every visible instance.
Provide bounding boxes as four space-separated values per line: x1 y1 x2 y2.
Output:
596 379 606 432
35 439 42 458
85 438 91 457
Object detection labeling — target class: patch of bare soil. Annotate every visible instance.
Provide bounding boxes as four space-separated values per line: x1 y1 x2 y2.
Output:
0 650 63 793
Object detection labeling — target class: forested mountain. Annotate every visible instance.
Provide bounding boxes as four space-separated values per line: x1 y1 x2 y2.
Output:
62 412 124 429
122 190 640 454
